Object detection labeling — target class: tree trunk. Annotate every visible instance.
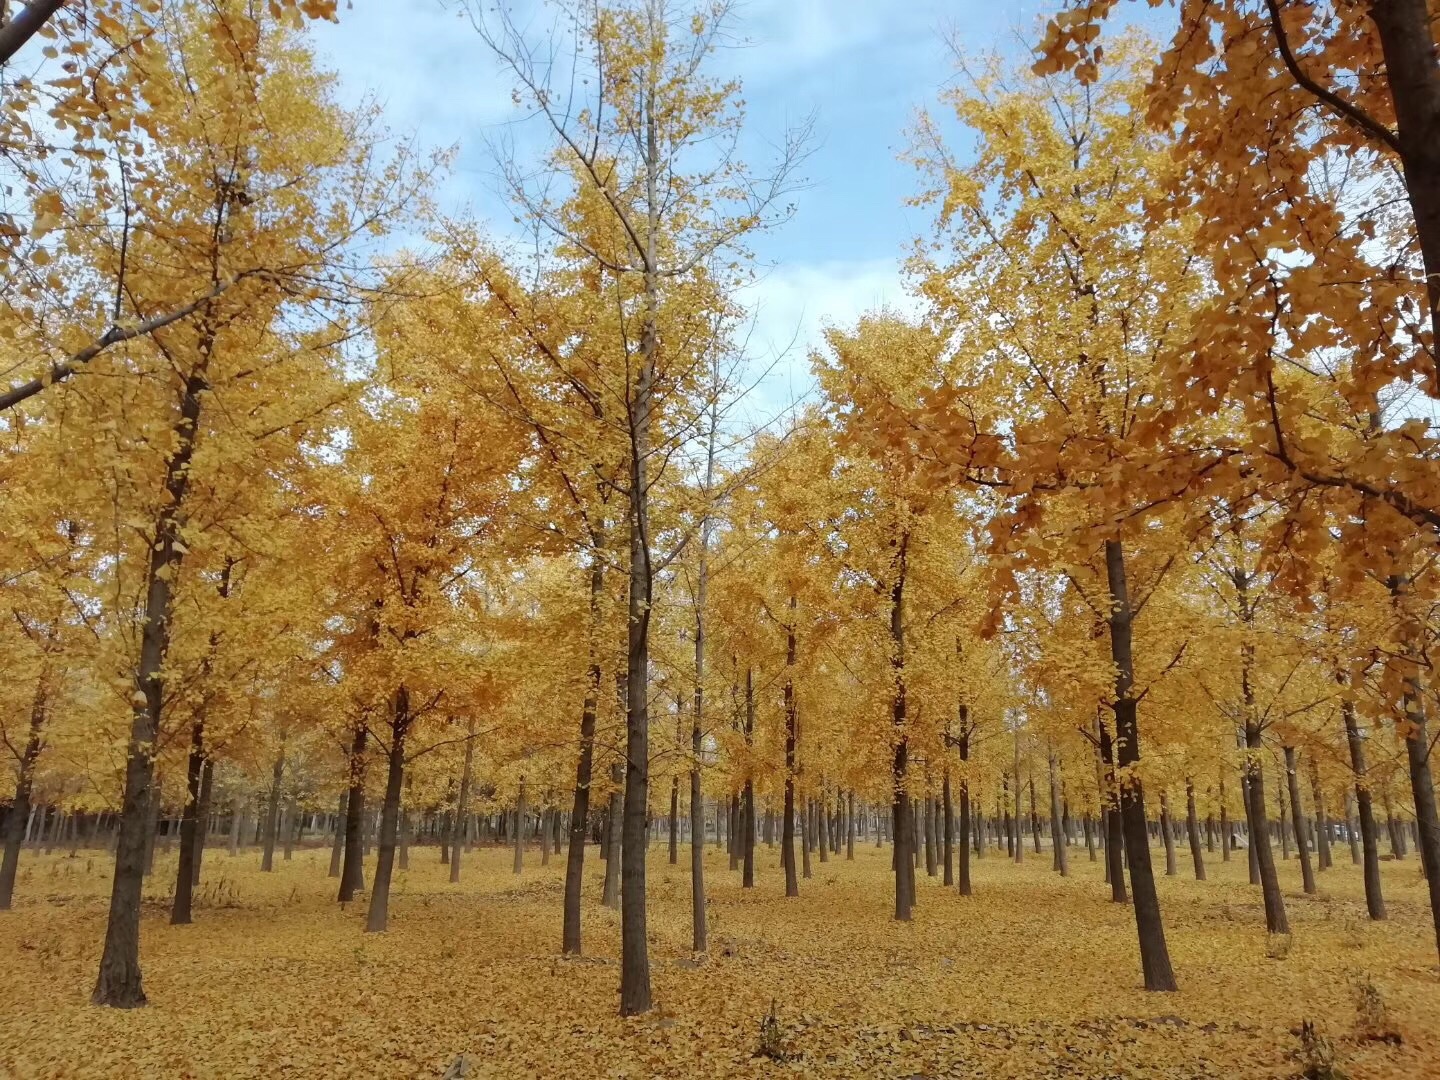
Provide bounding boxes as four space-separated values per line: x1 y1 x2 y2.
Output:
818 792 831 865
339 723 368 903
942 771 954 886
1397 622 1440 965
690 540 709 950
602 762 622 910
365 686 409 933
328 791 347 879
1104 538 1175 991
614 156 664 1013
0 677 46 910
562 557 604 953
513 778 527 875
229 795 242 858
261 751 284 873
452 718 476 886
782 622 800 898
890 532 914 921
1235 577 1289 935
94 331 214 1009
1159 792 1178 877
1309 757 1332 871
1185 780 1206 882
171 719 206 925
1367 0 1440 367
1243 718 1288 934
1048 751 1067 877
1099 719 1128 903
1283 746 1316 895
282 796 297 862
846 790 855 861
668 777 679 865
801 800 813 880
1343 697 1386 920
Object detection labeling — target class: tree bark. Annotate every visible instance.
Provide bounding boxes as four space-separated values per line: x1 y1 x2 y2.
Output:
328 791 347 878
1396 615 1440 965
1048 750 1068 876
171 719 206 925
1309 756 1332 871
1341 696 1386 919
452 717 476 885
0 1 66 67
94 326 214 1009
602 762 622 910
1185 780 1206 881
743 669 757 888
562 556 604 953
0 676 46 910
1283 746 1316 895
260 750 284 873
942 771 954 886
1104 538 1175 991
1367 0 1440 365
365 687 410 933
513 777 527 875
890 532 914 920
339 724 368 902
1159 792 1178 877
782 619 800 898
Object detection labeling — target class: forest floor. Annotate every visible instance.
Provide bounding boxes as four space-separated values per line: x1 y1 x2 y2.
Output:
0 839 1437 1079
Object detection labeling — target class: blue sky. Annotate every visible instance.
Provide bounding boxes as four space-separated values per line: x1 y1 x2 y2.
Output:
309 0 1070 410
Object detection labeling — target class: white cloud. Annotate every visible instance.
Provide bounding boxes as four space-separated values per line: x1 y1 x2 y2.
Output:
736 256 919 415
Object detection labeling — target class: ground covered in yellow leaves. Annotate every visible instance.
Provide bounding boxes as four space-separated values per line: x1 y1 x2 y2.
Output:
1 843 1437 1079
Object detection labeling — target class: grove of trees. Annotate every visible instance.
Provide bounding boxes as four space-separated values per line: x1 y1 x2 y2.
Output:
1 0 1439 1065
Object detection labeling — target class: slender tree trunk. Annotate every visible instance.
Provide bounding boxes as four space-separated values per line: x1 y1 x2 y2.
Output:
890 533 914 920
1104 538 1176 991
1185 780 1206 882
513 778 527 875
328 791 347 879
668 778 679 865
846 791 855 861
0 677 46 910
1048 751 1068 877
365 686 409 933
1343 697 1386 920
1235 579 1289 936
1396 619 1440 965
339 724 368 902
1159 792 1177 877
602 762 622 910
922 795 935 876
957 728 973 895
562 557 604 954
1243 718 1288 933
452 717 476 886
819 792 831 865
94 330 214 1009
942 771 954 886
782 622 800 898
192 758 213 887
1309 757 1332 872
229 795 242 858
614 148 665 1014
282 796 297 862
171 719 206 925
1099 720 1128 903
261 751 284 873
1283 746 1317 895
